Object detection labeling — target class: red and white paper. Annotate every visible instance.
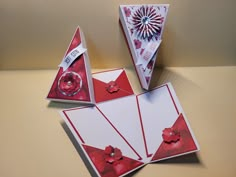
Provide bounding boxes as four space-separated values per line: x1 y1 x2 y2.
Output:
119 4 169 89
92 69 134 103
61 105 145 177
60 82 199 176
47 26 95 104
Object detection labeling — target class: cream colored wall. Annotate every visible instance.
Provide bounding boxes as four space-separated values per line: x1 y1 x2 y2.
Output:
1 0 235 70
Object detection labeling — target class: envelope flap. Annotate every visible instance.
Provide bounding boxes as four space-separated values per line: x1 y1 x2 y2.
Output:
151 113 199 162
136 84 180 157
93 69 124 83
93 69 134 103
82 144 144 177
115 70 134 93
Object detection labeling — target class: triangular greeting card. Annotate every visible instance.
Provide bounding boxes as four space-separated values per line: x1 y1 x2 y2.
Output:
119 4 169 89
47 26 95 104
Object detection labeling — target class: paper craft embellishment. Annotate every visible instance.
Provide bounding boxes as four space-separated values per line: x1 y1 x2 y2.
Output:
58 71 83 96
105 81 120 94
119 4 169 89
92 69 134 103
132 6 164 40
47 26 95 104
59 43 87 71
151 113 199 161
104 145 123 163
162 128 180 143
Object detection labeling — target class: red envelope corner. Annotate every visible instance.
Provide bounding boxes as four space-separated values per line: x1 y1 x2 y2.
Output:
47 26 94 104
92 69 134 103
151 113 199 162
83 144 144 177
60 106 145 177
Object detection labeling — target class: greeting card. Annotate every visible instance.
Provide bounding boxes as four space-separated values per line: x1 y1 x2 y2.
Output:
47 26 95 104
119 4 169 89
60 83 199 176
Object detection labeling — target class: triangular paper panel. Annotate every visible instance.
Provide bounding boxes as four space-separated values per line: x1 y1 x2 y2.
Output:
92 69 124 83
151 113 198 162
83 144 144 177
93 69 134 103
119 4 169 89
47 26 95 104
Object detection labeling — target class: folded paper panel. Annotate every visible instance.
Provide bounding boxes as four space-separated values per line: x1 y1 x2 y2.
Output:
83 144 144 177
151 113 198 161
61 106 145 177
97 95 148 162
119 4 169 89
136 83 199 161
93 69 134 103
62 106 141 159
92 69 124 83
47 26 94 104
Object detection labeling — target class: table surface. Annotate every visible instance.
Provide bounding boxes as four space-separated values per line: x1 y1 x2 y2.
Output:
0 66 235 177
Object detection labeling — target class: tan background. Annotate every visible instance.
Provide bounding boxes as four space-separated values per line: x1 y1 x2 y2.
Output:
1 0 235 70
0 0 236 177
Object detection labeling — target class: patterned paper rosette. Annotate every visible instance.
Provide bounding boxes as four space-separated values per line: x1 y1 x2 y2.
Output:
58 71 82 96
132 6 164 40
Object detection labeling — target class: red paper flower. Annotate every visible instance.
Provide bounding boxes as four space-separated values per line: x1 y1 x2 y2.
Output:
104 145 123 164
162 128 180 143
132 6 164 39
134 39 142 49
124 7 131 17
58 71 82 96
106 81 120 93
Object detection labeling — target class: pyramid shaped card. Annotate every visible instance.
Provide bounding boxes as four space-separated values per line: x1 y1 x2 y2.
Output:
47 26 95 103
119 4 169 89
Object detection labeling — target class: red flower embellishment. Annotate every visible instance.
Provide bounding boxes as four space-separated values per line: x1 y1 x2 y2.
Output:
124 7 131 17
58 71 82 96
162 128 180 143
106 81 120 93
134 39 142 49
104 145 123 164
